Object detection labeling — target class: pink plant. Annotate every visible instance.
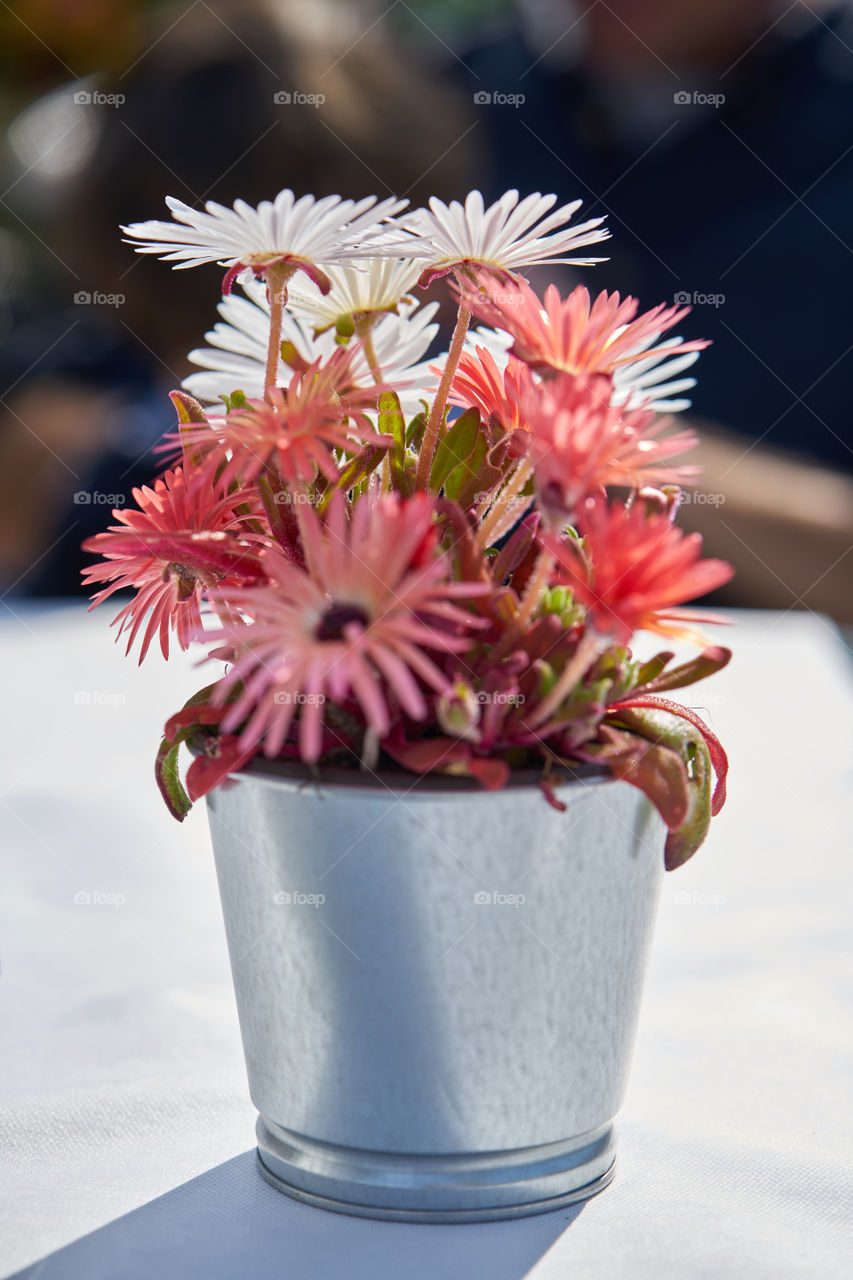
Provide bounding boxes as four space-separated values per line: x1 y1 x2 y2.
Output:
82 464 263 662
203 492 487 761
85 185 734 866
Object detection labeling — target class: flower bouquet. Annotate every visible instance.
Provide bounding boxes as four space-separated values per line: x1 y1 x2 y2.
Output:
83 186 731 869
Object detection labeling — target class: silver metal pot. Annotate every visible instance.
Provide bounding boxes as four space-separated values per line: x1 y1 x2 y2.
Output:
204 763 665 1222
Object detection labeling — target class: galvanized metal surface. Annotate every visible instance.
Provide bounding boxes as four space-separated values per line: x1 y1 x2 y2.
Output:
206 768 665 1221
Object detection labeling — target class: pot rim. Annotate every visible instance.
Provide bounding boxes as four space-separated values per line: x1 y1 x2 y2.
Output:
218 754 613 797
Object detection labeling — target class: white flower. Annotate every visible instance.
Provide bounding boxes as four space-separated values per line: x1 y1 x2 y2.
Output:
610 334 701 413
289 258 426 335
392 189 610 285
182 278 439 415
121 190 408 294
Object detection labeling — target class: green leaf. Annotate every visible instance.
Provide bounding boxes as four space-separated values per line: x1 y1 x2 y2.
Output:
378 390 408 491
429 408 480 492
406 412 426 449
155 733 192 822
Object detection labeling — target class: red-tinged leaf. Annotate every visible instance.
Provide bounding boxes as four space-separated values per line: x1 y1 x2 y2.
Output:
491 512 540 584
169 390 209 424
540 775 568 812
615 695 728 815
383 729 472 775
608 740 691 831
155 735 191 822
468 756 510 791
163 704 223 740
630 646 731 696
186 736 256 802
634 651 675 687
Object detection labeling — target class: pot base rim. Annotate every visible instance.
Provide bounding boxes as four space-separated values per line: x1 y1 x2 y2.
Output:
255 1117 617 1222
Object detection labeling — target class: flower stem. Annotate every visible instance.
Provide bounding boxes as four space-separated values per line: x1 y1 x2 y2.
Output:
264 264 291 401
416 301 471 490
529 630 601 729
356 317 383 384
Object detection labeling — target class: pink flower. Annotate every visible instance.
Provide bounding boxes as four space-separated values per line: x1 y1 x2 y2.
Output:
460 275 709 381
177 349 390 488
204 492 488 762
81 467 263 662
513 374 699 522
448 345 534 434
543 495 734 643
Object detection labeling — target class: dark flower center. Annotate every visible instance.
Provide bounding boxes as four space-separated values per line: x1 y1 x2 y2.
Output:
315 602 370 642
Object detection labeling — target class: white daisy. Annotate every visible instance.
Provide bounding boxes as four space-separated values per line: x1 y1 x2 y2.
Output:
610 334 701 413
182 278 439 415
288 257 426 335
121 190 408 296
391 189 610 286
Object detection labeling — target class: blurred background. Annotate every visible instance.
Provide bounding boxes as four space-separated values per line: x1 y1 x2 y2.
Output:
0 0 850 618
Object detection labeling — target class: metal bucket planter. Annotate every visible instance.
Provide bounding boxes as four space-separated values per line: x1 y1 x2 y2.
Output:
204 762 665 1223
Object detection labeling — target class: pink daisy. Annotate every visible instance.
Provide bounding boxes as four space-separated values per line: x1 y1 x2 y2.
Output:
448 345 534 434
203 492 488 762
81 466 263 662
460 275 709 381
543 495 734 644
176 349 391 489
513 374 699 522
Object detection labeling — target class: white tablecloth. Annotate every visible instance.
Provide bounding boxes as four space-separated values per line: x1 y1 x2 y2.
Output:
1 602 851 1279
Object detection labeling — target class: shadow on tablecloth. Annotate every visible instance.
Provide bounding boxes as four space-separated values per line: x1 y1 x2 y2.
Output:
11 1151 583 1279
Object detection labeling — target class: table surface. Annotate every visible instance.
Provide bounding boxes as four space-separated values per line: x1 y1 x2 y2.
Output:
1 601 851 1280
